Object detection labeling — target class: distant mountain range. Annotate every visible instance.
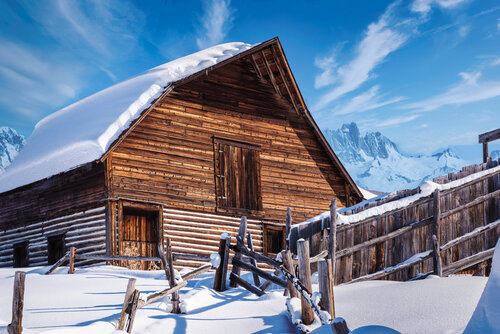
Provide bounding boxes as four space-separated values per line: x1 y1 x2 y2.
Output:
323 123 472 193
0 127 25 173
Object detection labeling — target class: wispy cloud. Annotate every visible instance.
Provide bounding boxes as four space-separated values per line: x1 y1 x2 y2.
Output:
0 39 82 119
314 56 337 89
374 114 420 127
313 3 409 111
411 0 469 16
403 71 500 111
331 85 404 115
196 0 234 49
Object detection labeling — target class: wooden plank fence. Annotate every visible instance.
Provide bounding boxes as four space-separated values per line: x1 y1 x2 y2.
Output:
290 160 500 284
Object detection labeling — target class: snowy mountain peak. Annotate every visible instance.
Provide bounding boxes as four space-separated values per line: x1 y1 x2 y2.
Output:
323 122 400 164
0 127 25 173
324 123 470 192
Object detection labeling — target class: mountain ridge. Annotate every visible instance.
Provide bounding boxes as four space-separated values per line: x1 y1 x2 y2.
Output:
324 123 471 192
0 127 25 173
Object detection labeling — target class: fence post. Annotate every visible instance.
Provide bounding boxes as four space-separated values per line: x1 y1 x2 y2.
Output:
214 234 231 292
68 247 76 274
281 250 299 298
286 207 292 251
297 239 314 325
433 189 443 276
117 278 136 330
329 199 337 281
166 238 180 313
331 317 350 334
7 271 25 334
230 216 247 288
246 232 261 287
318 258 335 319
126 289 140 334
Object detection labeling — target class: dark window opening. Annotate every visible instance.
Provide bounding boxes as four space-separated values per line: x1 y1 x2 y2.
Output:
13 241 29 268
214 138 261 211
48 234 65 265
263 224 285 256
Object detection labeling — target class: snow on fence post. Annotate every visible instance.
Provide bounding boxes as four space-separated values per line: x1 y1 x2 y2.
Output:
7 271 25 334
230 216 247 288
331 317 350 334
117 278 136 330
318 258 335 319
281 250 299 298
329 199 337 282
433 189 443 276
286 207 292 251
166 238 181 313
68 247 76 274
214 233 231 292
297 238 315 325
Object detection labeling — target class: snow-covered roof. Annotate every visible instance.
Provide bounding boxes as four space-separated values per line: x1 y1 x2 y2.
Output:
0 42 252 193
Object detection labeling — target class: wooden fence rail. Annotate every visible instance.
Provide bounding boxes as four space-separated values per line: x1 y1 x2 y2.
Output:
289 161 500 284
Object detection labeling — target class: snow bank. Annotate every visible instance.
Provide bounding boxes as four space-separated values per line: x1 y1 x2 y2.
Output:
0 42 252 193
464 238 500 333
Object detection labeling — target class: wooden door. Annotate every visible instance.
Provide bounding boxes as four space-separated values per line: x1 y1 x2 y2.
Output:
120 208 159 270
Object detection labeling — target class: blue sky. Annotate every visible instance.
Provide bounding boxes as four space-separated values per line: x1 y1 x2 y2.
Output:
0 0 499 161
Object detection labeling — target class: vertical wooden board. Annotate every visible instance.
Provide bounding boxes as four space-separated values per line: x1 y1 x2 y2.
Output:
344 227 353 282
368 220 377 273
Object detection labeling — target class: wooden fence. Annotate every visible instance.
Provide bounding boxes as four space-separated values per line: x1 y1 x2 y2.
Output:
290 160 500 284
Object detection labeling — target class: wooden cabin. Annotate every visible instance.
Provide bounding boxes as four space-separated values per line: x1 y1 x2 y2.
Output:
0 38 363 269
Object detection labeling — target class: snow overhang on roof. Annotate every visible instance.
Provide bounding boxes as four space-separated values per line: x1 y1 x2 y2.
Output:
0 42 253 193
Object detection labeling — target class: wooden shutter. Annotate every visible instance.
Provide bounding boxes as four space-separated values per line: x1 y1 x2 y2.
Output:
214 139 261 211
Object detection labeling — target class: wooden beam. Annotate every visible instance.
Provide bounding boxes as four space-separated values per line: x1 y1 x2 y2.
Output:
478 128 500 143
231 257 287 288
117 278 136 330
297 239 314 325
443 247 496 276
230 216 247 288
214 234 231 292
7 271 25 334
229 272 265 296
246 232 261 287
483 143 489 163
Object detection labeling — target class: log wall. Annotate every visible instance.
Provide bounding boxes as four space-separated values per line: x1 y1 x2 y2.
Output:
0 162 107 267
108 58 353 223
0 206 107 267
163 208 265 268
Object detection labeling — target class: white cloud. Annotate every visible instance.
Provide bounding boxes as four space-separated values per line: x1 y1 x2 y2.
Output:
374 114 421 127
491 57 500 66
22 0 144 59
411 0 469 16
313 4 409 111
314 56 337 89
196 0 234 49
404 71 500 111
458 25 470 37
331 85 404 115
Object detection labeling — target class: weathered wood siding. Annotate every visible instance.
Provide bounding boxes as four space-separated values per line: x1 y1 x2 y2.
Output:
291 161 500 283
0 207 107 267
163 208 264 268
0 162 107 267
108 58 350 223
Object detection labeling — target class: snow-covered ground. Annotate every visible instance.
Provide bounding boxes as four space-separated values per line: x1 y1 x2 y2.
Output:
0 264 491 334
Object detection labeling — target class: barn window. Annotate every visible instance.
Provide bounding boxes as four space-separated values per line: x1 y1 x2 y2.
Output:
263 224 285 256
13 241 29 268
214 138 262 211
47 234 66 265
